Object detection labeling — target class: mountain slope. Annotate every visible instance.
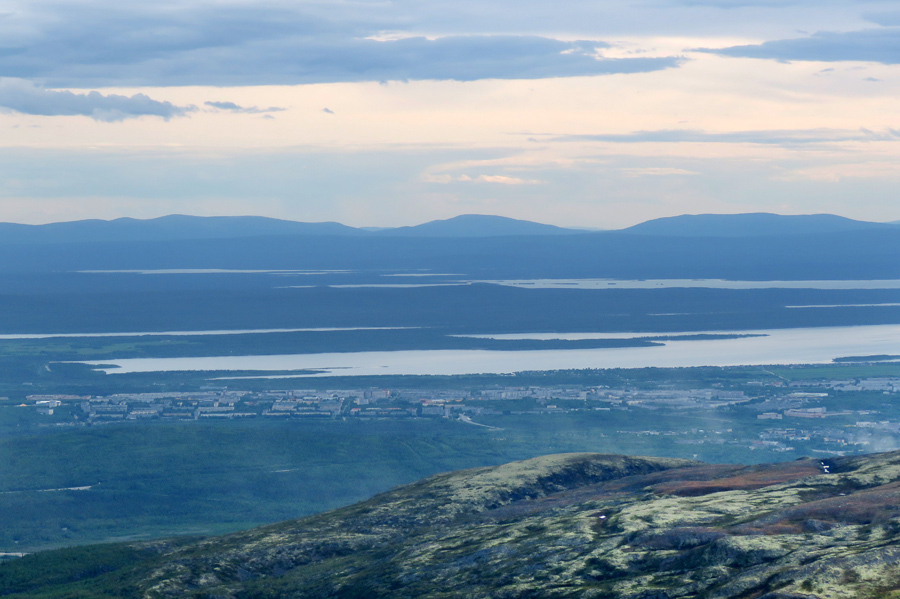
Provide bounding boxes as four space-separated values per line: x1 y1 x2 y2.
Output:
7 450 900 598
621 212 895 237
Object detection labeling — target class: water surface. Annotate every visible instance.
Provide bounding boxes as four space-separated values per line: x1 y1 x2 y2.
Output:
82 324 900 377
479 279 900 290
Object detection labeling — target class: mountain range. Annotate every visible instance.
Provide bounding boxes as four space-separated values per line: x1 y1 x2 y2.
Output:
0 212 898 280
0 212 895 245
0 213 573 245
6 450 900 598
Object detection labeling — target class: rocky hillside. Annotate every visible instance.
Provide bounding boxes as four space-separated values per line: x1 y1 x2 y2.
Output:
4 451 900 598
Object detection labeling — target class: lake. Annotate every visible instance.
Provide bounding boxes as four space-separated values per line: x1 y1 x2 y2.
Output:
479 279 900 290
81 323 900 377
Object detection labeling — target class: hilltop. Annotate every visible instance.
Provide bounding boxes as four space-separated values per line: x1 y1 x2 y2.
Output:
6 450 900 598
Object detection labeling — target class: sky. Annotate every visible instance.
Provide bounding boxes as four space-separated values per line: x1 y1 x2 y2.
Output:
1 0 900 228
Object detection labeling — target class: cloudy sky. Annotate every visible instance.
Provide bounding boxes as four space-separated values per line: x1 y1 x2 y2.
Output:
1 0 900 228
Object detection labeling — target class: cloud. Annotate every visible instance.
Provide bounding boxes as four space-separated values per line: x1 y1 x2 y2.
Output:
423 173 545 184
323 108 334 114
667 0 860 6
0 2 683 87
0 78 193 121
293 36 682 83
551 128 900 145
205 101 242 111
777 161 900 182
471 174 544 184
204 101 285 114
698 27 900 64
864 11 900 27
620 167 700 176
188 35 680 84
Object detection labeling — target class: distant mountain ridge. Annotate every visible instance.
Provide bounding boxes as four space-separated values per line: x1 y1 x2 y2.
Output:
0 212 895 245
0 213 579 245
379 214 577 237
621 212 897 237
0 214 365 245
1 212 899 280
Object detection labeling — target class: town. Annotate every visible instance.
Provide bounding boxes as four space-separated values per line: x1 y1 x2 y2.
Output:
21 385 755 421
16 375 900 459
